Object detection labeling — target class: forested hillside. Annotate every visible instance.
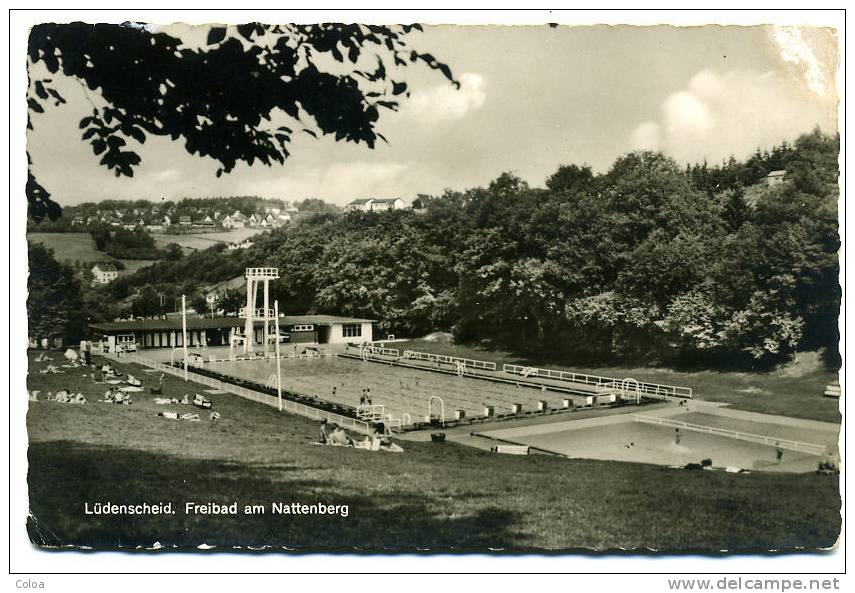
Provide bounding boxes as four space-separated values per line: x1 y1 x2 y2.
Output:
82 129 842 367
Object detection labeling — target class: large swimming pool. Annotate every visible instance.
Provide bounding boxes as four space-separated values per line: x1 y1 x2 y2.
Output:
479 413 836 473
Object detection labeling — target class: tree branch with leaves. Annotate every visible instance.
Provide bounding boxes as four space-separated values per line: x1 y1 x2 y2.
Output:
26 21 457 221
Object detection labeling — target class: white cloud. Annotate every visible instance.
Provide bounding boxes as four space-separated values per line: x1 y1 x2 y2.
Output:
773 26 828 97
630 121 661 151
405 72 486 122
662 90 714 139
629 68 835 164
153 168 181 182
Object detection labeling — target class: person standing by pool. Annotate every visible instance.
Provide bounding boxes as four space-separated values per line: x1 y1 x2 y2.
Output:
675 428 681 445
775 442 784 462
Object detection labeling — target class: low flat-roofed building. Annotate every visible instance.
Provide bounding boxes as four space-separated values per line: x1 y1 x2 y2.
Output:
89 314 375 352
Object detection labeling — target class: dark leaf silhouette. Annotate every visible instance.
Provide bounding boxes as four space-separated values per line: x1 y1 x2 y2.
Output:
206 26 226 45
26 22 457 219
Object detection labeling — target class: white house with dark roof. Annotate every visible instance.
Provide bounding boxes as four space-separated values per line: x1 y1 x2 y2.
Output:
91 262 119 285
345 197 407 212
369 197 406 211
345 198 373 212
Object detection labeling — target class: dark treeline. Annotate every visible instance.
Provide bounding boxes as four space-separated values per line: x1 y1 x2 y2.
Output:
81 129 842 368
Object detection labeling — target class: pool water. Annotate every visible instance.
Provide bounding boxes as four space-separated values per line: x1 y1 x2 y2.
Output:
509 421 822 472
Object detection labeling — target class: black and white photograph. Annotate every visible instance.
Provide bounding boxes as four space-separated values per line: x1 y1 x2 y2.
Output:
9 7 845 577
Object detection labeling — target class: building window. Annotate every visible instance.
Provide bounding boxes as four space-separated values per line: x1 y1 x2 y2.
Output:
342 323 361 338
292 324 314 332
117 334 135 344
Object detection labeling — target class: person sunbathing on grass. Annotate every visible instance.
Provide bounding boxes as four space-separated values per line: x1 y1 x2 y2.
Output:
126 375 142 387
327 424 354 447
111 391 131 404
157 411 199 421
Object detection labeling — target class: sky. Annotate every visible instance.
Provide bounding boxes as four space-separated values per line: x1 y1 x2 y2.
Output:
26 23 839 207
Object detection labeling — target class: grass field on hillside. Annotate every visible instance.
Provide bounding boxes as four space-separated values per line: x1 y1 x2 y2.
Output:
25 352 840 552
28 232 103 263
27 233 154 277
393 339 841 424
151 228 264 252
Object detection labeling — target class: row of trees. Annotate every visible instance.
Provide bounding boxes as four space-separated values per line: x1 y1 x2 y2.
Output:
101 128 838 368
89 225 182 260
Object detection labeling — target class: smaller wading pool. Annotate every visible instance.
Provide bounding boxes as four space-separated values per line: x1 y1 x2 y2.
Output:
478 413 836 473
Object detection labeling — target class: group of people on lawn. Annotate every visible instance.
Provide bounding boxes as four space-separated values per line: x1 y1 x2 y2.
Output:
318 419 401 452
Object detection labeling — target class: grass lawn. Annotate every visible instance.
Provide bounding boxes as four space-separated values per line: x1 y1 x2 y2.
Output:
151 228 264 252
393 339 841 424
26 352 840 552
27 232 157 277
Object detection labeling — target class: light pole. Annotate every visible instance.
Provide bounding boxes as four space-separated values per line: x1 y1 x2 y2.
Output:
275 299 283 412
182 294 188 381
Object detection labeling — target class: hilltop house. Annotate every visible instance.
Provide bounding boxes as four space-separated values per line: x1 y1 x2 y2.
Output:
345 197 407 212
411 196 428 213
371 198 406 211
345 198 372 212
91 262 119 285
766 170 786 187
